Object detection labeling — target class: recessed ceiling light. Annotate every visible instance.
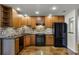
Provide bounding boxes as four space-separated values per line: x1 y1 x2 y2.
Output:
18 14 23 17
48 14 52 18
52 6 57 10
35 11 39 14
24 14 28 17
16 8 21 11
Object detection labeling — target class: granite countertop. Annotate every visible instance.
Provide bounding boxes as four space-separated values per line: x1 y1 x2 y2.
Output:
0 32 53 39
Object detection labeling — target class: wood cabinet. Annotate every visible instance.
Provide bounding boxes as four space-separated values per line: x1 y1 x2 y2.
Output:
30 35 35 45
19 15 24 27
23 17 28 26
0 5 12 27
45 16 64 27
58 16 64 22
24 35 31 47
45 16 53 28
12 9 25 28
0 6 2 27
46 35 54 46
31 17 36 28
12 9 19 28
15 38 19 54
27 17 31 26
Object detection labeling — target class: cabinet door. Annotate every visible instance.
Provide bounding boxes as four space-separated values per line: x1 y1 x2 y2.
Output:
52 16 59 23
46 35 54 46
45 17 53 28
24 35 30 47
58 16 64 23
15 38 19 54
30 35 35 45
12 9 19 28
27 17 31 26
31 17 36 28
23 17 28 26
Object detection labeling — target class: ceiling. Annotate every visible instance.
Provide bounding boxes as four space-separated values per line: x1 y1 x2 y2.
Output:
5 4 79 16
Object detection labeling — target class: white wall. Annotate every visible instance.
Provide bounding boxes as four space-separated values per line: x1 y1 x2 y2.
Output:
77 9 79 44
65 9 78 53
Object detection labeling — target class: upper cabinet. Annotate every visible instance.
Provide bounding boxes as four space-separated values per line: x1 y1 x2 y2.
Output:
12 9 18 28
45 16 53 28
45 16 64 28
27 17 31 26
23 17 28 26
31 17 36 29
12 9 24 28
0 5 12 27
58 16 64 23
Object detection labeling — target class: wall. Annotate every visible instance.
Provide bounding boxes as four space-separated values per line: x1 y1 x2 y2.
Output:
65 9 78 53
77 9 79 44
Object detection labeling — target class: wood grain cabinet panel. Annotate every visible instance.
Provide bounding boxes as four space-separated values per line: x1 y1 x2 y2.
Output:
0 5 12 27
31 17 36 28
12 9 19 28
27 17 31 26
15 38 19 54
30 35 35 45
23 17 28 26
24 35 31 47
58 16 64 22
52 16 59 23
46 35 54 46
45 17 53 28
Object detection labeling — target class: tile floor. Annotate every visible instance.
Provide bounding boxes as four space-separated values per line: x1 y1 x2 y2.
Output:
18 46 78 55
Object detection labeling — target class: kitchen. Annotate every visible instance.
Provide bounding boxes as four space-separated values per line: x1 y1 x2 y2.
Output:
0 4 78 55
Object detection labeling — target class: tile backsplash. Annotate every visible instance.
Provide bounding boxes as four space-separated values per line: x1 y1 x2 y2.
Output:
0 26 53 37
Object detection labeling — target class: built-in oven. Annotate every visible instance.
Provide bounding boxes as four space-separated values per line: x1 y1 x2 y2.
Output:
35 34 45 46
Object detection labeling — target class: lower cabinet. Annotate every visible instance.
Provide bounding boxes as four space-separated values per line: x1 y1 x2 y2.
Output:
46 35 54 46
30 35 35 45
15 38 19 54
24 35 31 47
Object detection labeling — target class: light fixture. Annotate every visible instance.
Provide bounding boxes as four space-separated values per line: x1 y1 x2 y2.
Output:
35 11 39 14
24 14 28 17
16 8 21 11
52 6 57 10
18 14 23 17
48 14 52 18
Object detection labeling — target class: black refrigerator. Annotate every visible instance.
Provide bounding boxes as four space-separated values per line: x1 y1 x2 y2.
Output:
54 23 67 48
